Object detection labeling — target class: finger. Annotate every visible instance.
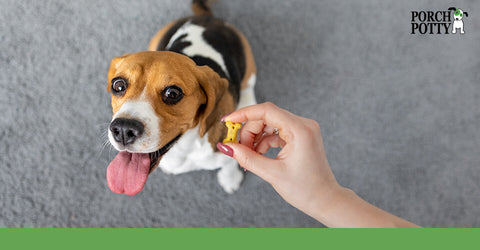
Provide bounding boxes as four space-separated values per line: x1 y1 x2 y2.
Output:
243 123 278 149
254 134 286 155
253 131 266 146
223 102 297 142
263 125 278 136
239 120 265 149
225 142 279 183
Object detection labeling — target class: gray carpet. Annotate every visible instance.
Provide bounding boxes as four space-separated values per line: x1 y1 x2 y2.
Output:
1 0 479 227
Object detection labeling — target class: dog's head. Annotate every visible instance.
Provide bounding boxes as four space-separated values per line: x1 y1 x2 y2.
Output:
106 51 228 195
449 7 468 21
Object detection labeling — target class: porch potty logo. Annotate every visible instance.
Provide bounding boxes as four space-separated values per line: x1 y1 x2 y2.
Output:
411 7 469 34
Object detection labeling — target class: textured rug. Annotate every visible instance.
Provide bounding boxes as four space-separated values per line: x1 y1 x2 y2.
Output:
1 0 479 227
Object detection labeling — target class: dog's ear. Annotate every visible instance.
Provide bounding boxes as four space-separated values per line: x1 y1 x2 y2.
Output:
194 65 229 137
464 11 468 17
107 53 131 92
448 7 456 12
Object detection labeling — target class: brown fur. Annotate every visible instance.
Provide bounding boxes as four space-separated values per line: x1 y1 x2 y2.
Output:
148 21 256 91
108 51 234 149
192 0 213 16
111 1 255 150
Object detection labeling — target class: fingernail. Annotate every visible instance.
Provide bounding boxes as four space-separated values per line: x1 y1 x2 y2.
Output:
220 113 231 122
243 167 247 172
216 142 234 157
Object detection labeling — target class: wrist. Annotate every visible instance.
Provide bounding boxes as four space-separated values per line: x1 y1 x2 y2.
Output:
320 186 355 220
304 182 347 222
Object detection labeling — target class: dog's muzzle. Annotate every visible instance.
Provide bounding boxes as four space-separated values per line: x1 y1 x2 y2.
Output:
110 118 144 146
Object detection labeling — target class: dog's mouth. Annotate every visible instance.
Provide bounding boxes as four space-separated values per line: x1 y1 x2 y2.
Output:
106 134 182 196
148 134 182 173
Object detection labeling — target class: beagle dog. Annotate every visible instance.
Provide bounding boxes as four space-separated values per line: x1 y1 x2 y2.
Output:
106 0 257 195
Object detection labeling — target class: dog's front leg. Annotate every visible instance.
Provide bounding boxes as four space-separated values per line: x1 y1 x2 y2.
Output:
217 156 244 194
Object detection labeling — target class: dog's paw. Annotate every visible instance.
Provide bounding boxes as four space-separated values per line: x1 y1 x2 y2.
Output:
217 162 244 194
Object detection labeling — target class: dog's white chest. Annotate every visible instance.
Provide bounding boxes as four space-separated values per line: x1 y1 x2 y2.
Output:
158 126 242 193
159 126 231 173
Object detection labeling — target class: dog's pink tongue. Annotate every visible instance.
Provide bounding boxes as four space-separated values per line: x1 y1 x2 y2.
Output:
107 151 150 195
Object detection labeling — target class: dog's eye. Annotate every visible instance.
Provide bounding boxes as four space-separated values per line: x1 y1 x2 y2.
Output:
111 77 128 95
161 85 184 105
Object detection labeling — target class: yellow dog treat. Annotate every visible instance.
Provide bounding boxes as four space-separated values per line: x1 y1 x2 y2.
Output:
223 121 242 143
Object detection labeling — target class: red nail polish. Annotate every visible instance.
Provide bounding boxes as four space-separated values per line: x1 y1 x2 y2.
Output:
216 142 234 157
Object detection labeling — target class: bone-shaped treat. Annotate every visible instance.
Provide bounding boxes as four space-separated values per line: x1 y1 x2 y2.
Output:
223 121 242 143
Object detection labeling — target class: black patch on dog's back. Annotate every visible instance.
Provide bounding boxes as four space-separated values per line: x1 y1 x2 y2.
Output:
158 18 190 51
156 16 245 104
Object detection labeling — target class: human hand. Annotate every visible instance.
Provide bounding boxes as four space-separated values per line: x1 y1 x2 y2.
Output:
216 102 341 217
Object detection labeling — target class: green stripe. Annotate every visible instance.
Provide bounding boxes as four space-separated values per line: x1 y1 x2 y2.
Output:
0 228 478 249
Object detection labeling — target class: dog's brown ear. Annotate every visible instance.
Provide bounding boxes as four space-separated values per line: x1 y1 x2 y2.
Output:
107 53 131 91
195 65 230 137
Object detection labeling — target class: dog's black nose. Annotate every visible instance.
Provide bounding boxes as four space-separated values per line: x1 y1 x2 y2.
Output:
110 118 144 146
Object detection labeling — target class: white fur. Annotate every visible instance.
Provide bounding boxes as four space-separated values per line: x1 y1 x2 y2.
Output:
110 23 257 192
159 126 243 193
237 74 257 109
108 94 160 153
158 73 257 193
110 74 257 193
166 21 230 77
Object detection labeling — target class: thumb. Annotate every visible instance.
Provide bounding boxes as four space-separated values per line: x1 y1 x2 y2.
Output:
217 142 276 181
